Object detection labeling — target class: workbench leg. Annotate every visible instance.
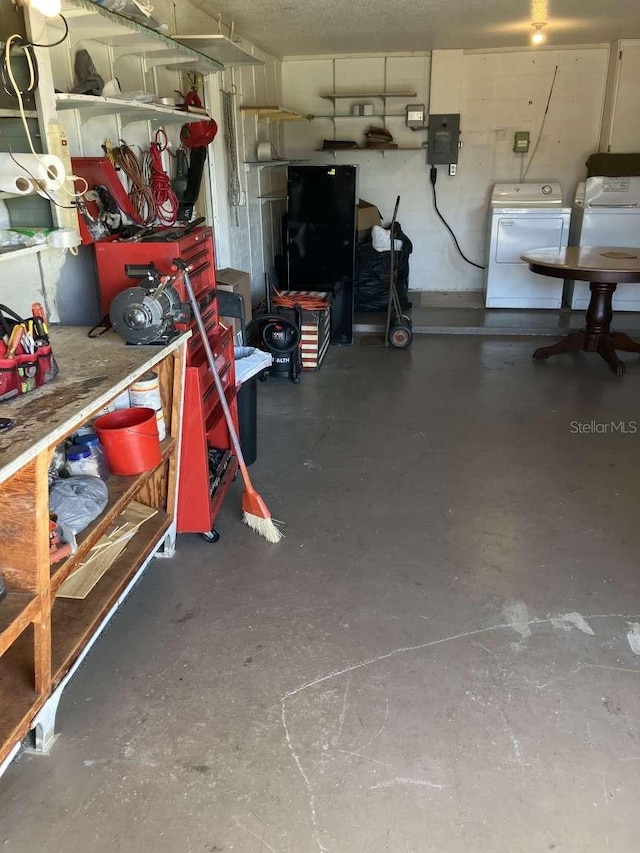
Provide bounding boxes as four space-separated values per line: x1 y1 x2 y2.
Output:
155 523 177 559
28 690 62 754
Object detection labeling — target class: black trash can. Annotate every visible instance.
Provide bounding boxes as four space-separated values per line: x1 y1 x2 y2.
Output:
237 376 258 465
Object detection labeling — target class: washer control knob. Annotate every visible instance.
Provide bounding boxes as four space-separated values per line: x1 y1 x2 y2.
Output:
541 184 553 195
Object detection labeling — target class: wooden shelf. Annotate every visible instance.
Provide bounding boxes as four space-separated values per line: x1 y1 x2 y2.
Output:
241 106 312 123
320 91 417 101
50 437 175 593
51 509 170 685
0 626 41 766
0 594 39 658
54 94 211 126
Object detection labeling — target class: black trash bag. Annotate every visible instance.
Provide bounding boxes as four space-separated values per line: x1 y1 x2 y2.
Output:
355 223 413 312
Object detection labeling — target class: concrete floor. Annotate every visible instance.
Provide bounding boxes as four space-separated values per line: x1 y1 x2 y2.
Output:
2 334 640 852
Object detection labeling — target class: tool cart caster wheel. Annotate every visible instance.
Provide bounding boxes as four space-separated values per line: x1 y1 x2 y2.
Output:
201 528 220 543
388 324 413 349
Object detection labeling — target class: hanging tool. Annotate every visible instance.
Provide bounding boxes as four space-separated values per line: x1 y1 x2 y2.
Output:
172 148 189 201
174 258 283 544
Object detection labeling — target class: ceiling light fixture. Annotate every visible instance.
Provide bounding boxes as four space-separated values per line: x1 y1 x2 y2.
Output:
531 22 547 45
11 0 62 18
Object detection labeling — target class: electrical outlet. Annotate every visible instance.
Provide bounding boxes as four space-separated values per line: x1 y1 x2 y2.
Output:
449 163 457 176
513 131 530 153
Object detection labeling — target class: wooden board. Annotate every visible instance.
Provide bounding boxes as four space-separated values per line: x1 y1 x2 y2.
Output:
57 502 157 599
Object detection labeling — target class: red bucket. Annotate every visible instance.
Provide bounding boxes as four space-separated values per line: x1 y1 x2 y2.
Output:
94 407 161 475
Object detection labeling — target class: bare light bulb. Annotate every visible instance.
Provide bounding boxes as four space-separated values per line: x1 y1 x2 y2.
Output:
531 23 546 45
26 0 62 17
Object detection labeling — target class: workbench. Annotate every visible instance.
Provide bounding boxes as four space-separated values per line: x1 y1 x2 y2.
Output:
0 327 188 775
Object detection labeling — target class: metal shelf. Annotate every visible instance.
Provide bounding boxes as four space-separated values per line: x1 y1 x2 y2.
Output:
244 159 310 168
0 109 38 120
319 91 417 101
313 113 407 119
173 34 264 67
257 192 288 202
54 94 211 126
0 244 49 263
55 0 223 73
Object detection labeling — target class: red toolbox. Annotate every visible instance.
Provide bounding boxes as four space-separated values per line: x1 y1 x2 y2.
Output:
92 223 238 542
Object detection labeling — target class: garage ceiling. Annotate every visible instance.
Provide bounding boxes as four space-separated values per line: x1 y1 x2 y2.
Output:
187 0 640 58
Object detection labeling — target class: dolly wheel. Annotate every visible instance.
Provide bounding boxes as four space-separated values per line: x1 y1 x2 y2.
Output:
202 528 221 543
388 324 413 349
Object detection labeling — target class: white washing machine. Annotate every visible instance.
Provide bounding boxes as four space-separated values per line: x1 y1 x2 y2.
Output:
484 182 570 309
566 176 640 312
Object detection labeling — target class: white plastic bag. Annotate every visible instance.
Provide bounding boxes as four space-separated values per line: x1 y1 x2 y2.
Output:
371 224 403 253
49 476 109 534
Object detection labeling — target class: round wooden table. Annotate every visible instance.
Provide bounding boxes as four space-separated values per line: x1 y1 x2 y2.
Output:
521 246 640 375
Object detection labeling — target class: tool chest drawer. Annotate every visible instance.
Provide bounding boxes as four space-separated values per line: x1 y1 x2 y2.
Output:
95 227 215 317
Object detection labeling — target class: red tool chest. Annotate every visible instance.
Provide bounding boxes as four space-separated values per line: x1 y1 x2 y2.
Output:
93 227 239 541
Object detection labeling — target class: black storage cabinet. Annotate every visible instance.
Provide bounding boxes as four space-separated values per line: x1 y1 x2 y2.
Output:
286 165 357 344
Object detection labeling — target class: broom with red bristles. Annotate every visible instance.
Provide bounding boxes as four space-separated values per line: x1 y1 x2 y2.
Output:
174 259 282 543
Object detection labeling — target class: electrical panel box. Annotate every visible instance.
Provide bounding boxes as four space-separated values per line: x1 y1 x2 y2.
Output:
513 131 530 153
427 114 460 164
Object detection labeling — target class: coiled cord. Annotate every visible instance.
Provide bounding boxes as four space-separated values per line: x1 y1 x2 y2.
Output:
111 141 155 225
147 129 178 226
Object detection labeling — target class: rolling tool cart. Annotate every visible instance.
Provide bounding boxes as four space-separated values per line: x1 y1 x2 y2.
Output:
93 229 239 543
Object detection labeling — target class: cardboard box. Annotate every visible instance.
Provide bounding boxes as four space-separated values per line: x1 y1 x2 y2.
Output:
357 200 382 242
216 268 252 341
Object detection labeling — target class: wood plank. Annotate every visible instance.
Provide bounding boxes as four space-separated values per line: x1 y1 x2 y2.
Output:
136 460 169 512
57 502 158 599
50 438 175 593
0 460 39 592
154 352 174 435
0 625 43 766
0 329 190 487
166 347 186 520
51 510 171 685
0 593 39 658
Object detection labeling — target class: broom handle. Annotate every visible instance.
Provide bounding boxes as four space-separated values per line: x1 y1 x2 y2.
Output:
176 261 251 485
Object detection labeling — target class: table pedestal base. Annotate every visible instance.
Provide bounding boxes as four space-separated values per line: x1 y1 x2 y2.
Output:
533 281 640 375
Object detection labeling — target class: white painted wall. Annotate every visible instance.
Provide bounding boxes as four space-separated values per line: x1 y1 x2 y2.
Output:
283 48 609 292
599 40 640 152
210 59 285 302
